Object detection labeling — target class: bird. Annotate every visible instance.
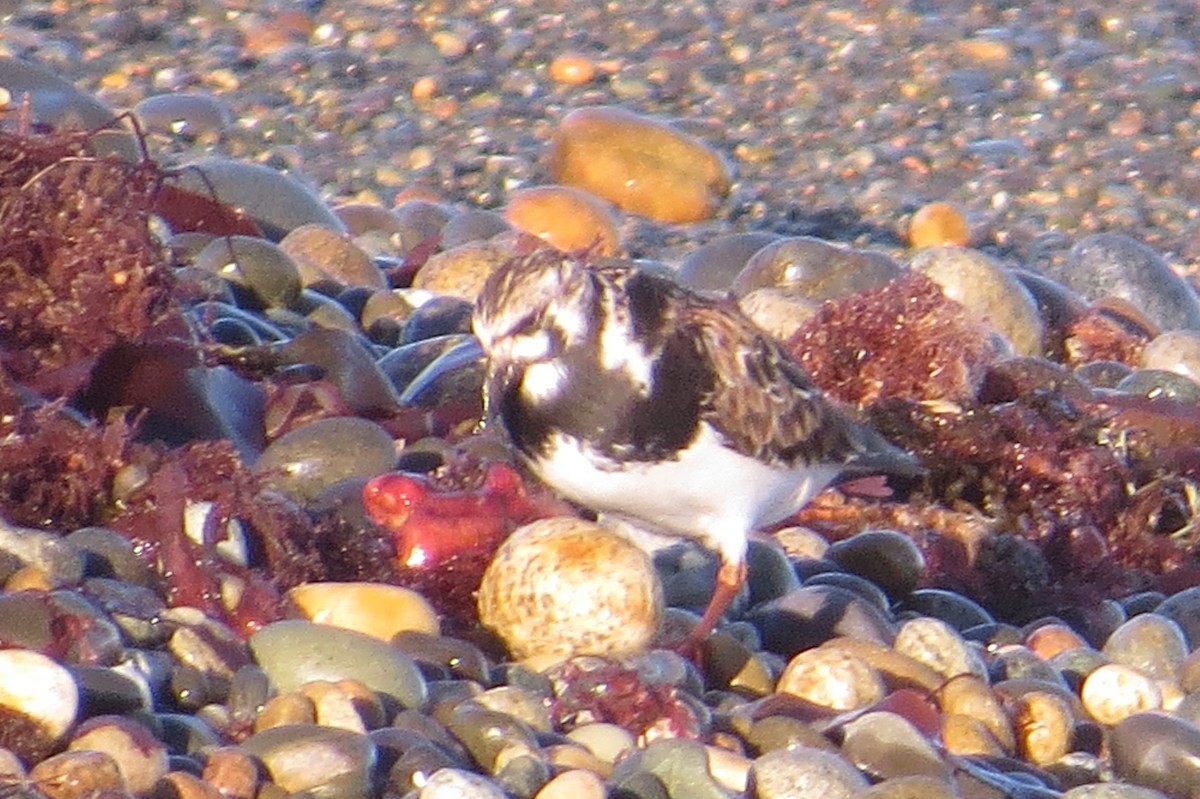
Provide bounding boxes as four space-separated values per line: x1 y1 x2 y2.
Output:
472 247 919 656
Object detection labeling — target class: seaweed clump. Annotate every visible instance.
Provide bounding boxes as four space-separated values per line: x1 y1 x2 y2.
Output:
0 122 178 395
0 118 323 635
788 271 998 407
787 271 1200 622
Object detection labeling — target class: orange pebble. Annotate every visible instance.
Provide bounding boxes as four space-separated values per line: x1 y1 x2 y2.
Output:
549 52 598 85
411 75 438 101
548 106 731 224
5 565 53 592
1025 623 1088 660
504 185 620 255
909 201 971 248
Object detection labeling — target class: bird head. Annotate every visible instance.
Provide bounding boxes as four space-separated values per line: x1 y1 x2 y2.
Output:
473 250 594 367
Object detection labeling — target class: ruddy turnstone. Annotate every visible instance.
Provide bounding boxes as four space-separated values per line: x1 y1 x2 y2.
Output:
473 248 919 654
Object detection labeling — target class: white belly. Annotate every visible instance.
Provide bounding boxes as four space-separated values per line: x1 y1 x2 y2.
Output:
530 424 839 561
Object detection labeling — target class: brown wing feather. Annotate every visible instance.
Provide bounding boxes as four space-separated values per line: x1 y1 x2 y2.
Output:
679 299 873 468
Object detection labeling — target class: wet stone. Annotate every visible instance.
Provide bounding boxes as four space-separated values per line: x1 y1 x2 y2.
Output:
173 157 346 242
505 185 621 256
898 589 994 631
412 241 514 303
1102 613 1188 683
134 91 230 141
748 746 868 799
440 209 512 250
66 527 157 587
731 236 901 302
613 739 733 799
249 620 427 711
285 582 440 643
70 664 149 717
240 724 377 799
1044 233 1200 331
1150 586 1200 648
911 246 1044 357
565 722 636 764
400 295 475 345
747 585 896 658
0 648 79 758
417 768 506 799
1110 712 1200 799
29 750 127 799
548 106 731 224
68 715 169 796
0 519 85 588
444 703 541 774
893 616 985 681
391 200 455 254
477 518 663 665
1115 368 1200 403
676 232 783 293
824 530 925 601
776 647 885 711
1139 330 1200 382
280 224 384 289
254 416 396 504
839 711 952 781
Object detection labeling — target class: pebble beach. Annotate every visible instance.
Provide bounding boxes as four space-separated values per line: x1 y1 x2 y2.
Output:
2 2 1200 799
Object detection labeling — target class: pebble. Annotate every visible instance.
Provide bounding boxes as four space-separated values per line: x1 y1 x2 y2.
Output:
477 518 663 665
1080 663 1162 725
133 91 231 141
675 232 782 293
910 246 1045 357
1110 712 1200 798
893 617 985 681
824 530 925 601
547 53 599 86
1102 613 1188 683
279 224 384 288
30 750 126 799
748 585 896 658
241 724 377 799
1139 330 1200 382
839 711 952 780
284 582 440 641
419 768 507 799
731 237 901 302
504 185 621 256
0 649 79 759
254 416 397 504
1039 233 1200 332
249 620 427 710
67 715 169 795
412 240 515 302
547 106 731 224
776 647 884 711
534 768 607 799
192 235 303 309
440 210 513 250
908 202 971 249
747 746 868 799
173 157 346 241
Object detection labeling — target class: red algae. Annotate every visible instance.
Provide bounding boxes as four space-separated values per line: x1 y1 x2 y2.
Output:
788 271 998 407
0 123 178 393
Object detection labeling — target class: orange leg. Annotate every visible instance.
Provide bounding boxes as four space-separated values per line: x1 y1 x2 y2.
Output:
678 557 747 663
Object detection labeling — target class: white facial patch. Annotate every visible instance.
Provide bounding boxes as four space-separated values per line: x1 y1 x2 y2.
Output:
494 329 552 363
521 360 567 402
597 297 653 392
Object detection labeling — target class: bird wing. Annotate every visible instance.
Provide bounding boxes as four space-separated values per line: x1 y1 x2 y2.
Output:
679 299 900 471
